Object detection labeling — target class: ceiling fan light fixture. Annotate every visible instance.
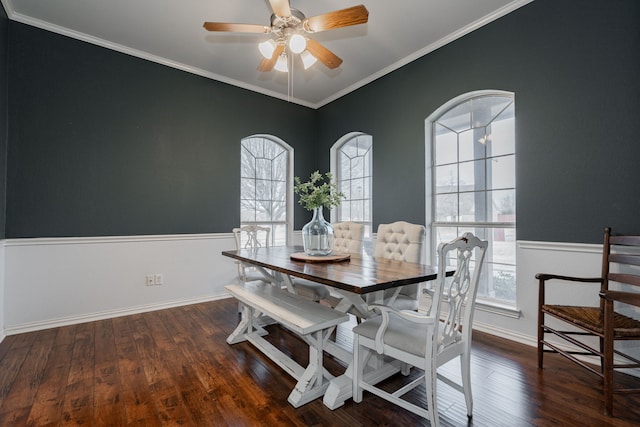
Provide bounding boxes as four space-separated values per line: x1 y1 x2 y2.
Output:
258 39 276 59
274 53 289 72
300 50 317 69
289 34 307 54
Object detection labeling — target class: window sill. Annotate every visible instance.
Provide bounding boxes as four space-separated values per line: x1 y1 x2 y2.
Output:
475 299 521 319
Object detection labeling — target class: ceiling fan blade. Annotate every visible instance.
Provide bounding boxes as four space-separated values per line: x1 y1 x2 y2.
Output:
305 39 342 69
268 0 292 17
203 22 270 34
258 44 285 72
304 5 369 33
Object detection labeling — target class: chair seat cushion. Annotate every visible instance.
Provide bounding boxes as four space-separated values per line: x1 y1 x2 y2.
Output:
353 314 453 357
542 305 640 337
291 278 330 300
389 295 419 311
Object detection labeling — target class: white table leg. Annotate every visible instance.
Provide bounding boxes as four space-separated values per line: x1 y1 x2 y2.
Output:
323 353 403 409
287 329 336 407
322 289 402 409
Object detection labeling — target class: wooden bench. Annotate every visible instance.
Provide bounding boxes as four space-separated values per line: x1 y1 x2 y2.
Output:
225 282 349 407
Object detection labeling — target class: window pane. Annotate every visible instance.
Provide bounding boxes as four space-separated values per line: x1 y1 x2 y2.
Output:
240 199 256 222
489 118 515 157
488 155 515 189
459 191 487 222
273 152 287 175
435 125 457 165
349 201 363 221
438 104 471 133
435 194 458 221
271 224 287 246
255 179 272 201
489 264 516 302
489 189 516 222
459 160 486 192
459 130 474 162
352 178 364 199
339 180 350 199
352 156 364 177
435 164 457 193
271 202 287 222
256 159 271 180
240 177 255 200
272 180 286 203
433 226 459 246
492 230 516 265
363 177 371 199
241 152 256 178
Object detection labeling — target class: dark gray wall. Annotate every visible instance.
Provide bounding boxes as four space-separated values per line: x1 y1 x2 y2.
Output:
7 22 317 237
0 5 7 239
4 0 640 243
317 0 640 244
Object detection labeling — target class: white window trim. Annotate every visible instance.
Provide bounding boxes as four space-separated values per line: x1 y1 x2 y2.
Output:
330 132 372 229
241 134 294 246
425 90 517 312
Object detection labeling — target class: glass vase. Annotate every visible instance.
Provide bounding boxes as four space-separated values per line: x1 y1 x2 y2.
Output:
302 207 334 256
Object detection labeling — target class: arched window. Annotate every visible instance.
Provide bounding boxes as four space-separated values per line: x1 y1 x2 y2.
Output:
240 135 293 246
426 91 516 305
331 132 373 240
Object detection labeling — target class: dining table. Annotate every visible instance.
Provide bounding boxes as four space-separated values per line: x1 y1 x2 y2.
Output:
221 245 450 409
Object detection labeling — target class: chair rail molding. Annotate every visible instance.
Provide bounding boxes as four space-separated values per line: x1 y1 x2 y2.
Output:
0 235 621 357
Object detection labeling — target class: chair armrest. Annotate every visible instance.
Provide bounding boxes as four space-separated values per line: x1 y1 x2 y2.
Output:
599 290 640 307
537 274 603 308
368 304 436 325
536 273 602 283
422 287 435 297
368 304 436 354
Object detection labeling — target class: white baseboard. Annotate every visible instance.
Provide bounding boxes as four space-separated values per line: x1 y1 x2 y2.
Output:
473 320 537 347
4 293 232 336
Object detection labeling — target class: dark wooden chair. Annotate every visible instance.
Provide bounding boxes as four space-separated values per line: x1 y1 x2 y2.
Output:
537 227 640 416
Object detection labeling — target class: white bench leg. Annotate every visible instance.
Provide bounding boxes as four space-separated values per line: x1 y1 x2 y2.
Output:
227 304 268 345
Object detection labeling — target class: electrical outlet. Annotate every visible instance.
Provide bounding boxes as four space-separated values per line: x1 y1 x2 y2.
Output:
146 275 155 286
154 274 163 285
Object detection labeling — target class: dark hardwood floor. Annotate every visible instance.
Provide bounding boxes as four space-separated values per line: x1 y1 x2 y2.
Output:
0 297 639 426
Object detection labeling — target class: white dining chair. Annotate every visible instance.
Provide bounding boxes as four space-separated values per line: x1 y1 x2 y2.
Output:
232 225 271 284
352 232 488 426
333 221 364 253
374 221 426 310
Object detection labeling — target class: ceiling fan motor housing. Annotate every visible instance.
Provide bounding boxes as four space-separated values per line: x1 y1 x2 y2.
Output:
270 8 306 35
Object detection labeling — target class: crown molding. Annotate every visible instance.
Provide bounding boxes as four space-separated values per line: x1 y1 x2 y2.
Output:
2 0 534 109
316 0 535 108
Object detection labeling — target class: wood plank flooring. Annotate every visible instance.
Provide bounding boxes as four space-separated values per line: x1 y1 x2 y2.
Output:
0 298 639 426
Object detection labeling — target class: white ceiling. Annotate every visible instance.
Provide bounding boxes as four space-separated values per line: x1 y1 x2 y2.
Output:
2 0 532 108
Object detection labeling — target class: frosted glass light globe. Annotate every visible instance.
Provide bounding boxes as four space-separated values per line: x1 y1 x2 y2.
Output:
289 34 307 54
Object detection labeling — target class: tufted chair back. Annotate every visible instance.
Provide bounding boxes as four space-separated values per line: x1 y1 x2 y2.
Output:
374 221 425 263
333 222 365 254
374 221 426 310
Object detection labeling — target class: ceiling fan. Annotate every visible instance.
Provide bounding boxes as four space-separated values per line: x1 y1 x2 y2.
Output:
203 0 369 72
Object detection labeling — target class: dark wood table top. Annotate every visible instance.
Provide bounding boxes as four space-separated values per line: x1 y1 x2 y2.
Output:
222 246 450 295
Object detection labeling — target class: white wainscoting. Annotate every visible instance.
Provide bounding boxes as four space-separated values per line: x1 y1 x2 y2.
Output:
473 239 604 346
3 233 239 335
2 234 637 362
